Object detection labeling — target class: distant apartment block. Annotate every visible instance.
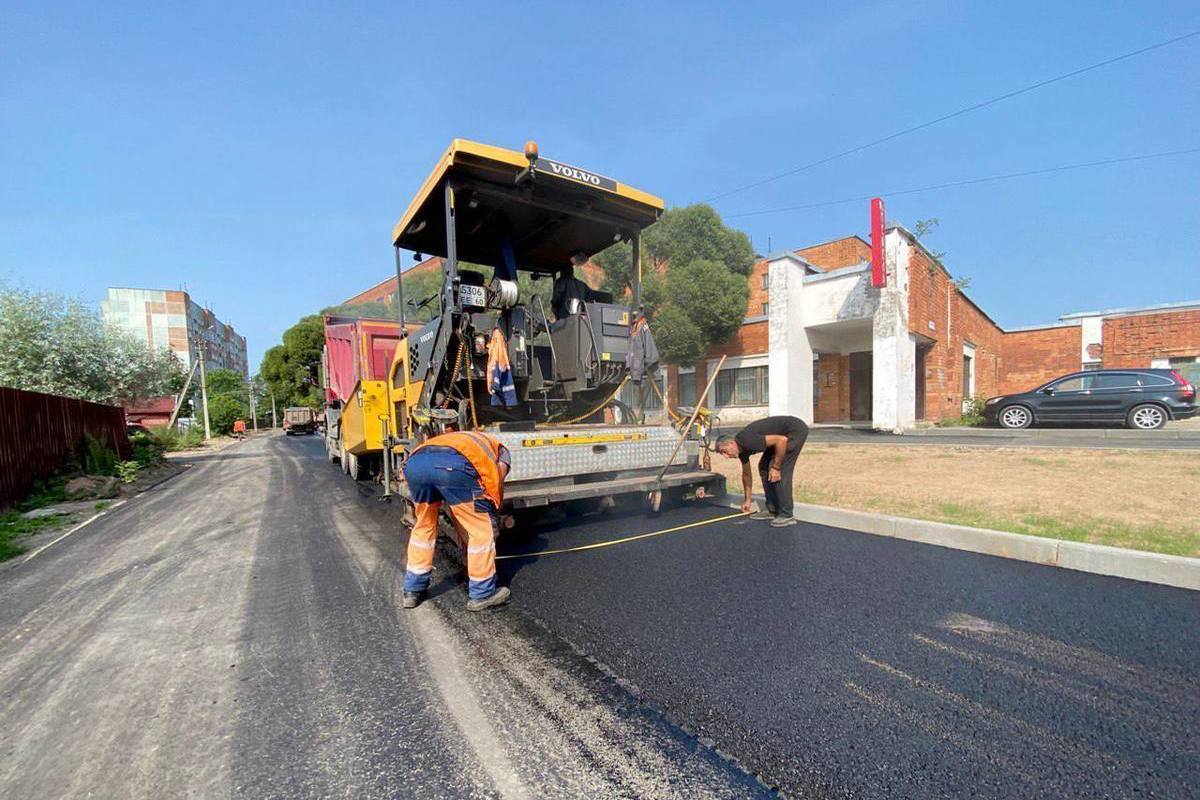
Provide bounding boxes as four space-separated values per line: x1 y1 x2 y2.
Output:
101 288 248 376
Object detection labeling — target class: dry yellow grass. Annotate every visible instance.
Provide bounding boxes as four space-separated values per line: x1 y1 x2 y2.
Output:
709 444 1200 557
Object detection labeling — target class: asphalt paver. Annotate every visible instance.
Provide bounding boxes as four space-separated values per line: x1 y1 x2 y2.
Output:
497 500 1200 798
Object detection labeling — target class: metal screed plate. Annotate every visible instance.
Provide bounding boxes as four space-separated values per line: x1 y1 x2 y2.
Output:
492 425 697 482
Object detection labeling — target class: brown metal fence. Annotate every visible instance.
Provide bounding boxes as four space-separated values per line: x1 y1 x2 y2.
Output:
0 387 131 509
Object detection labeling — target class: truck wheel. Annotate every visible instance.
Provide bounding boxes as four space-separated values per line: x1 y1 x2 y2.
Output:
341 445 351 474
347 451 362 481
327 438 339 464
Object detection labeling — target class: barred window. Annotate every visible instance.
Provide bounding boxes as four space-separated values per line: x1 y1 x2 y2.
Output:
714 365 769 407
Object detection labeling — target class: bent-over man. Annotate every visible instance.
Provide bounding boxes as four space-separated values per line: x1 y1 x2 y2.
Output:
402 430 512 611
716 415 809 527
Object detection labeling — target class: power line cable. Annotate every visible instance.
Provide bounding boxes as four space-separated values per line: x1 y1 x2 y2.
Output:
703 29 1200 204
724 147 1200 219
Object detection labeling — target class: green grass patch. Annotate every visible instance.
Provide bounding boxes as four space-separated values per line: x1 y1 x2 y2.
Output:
0 512 61 560
888 499 1200 557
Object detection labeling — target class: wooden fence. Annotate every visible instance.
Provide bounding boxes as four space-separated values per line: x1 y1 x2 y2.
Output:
0 387 131 509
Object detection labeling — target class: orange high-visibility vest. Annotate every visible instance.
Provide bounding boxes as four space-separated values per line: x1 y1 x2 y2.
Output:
413 430 505 507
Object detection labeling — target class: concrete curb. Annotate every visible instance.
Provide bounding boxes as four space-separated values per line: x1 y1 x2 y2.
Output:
720 495 1200 592
905 427 1200 440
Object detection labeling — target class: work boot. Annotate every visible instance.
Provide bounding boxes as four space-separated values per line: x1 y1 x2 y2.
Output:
749 510 775 520
466 586 511 612
402 590 427 609
769 516 798 528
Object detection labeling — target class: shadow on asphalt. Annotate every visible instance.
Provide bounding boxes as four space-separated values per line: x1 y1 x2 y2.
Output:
496 500 737 584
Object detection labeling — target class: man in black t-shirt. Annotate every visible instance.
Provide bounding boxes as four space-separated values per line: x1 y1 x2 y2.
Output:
715 416 809 527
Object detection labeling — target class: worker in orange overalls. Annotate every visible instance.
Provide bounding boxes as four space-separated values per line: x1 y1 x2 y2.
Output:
232 418 247 440
402 429 512 611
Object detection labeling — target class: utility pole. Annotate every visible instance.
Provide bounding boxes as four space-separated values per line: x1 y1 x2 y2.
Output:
270 390 277 428
248 377 258 432
195 336 212 440
168 359 201 429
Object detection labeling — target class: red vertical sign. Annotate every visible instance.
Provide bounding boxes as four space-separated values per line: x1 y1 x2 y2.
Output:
870 197 885 288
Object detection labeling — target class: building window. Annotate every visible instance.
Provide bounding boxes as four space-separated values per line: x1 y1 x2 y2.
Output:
714 365 769 407
761 302 769 316
761 273 769 290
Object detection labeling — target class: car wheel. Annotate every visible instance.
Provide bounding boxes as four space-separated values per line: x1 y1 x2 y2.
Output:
1127 404 1166 430
998 405 1033 429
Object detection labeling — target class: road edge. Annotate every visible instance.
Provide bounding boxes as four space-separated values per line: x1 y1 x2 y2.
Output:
721 494 1200 591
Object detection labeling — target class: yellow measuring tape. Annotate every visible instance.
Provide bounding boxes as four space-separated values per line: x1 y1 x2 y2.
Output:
496 510 749 560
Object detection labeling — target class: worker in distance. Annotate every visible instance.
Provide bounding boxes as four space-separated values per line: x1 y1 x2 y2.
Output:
716 415 809 527
401 427 513 611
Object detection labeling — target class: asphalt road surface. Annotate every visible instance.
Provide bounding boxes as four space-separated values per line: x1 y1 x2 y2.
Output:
3 434 1197 799
0 435 767 799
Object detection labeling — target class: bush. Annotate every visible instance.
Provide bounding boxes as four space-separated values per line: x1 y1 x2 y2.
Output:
83 433 117 475
205 394 248 434
147 424 205 451
116 461 141 484
129 431 165 466
937 395 988 427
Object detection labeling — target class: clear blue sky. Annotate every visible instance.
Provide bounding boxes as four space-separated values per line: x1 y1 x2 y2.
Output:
2 1 1197 370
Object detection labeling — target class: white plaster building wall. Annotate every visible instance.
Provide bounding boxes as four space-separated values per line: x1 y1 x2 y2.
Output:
800 265 877 326
1080 315 1103 365
767 254 814 424
872 231 915 432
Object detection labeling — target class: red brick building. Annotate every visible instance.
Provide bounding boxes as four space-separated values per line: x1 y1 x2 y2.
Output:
346 228 1198 430
668 227 1199 429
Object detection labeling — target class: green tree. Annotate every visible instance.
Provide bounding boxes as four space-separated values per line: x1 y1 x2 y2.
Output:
592 205 752 365
259 317 322 410
205 393 248 434
0 285 184 404
596 204 756 297
204 367 245 396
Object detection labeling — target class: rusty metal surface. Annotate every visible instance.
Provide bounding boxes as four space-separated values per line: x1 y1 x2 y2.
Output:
0 387 131 508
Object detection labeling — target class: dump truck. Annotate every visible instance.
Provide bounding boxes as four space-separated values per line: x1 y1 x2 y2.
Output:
322 316 403 480
282 406 317 435
380 138 724 520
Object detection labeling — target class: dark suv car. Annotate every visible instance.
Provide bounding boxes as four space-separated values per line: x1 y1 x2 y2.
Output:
982 369 1197 430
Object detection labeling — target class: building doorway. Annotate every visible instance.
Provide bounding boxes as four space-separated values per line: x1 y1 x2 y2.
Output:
915 345 928 420
849 351 873 421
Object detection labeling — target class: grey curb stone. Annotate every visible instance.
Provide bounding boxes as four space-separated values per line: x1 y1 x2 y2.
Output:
906 427 1200 440
722 495 1199 591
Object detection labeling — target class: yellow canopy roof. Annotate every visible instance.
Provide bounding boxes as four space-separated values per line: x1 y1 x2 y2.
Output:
391 139 664 272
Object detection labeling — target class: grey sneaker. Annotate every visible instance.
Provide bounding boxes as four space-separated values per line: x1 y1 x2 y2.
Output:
466 586 512 612
769 516 798 528
402 590 427 609
749 510 775 520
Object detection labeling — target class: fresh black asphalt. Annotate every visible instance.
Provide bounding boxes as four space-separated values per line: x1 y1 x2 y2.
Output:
3 434 1195 798
498 501 1200 798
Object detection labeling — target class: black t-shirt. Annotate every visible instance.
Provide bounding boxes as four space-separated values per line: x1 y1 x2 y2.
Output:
734 416 808 464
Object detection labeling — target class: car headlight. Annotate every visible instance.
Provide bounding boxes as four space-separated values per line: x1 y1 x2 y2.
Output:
985 397 1002 405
